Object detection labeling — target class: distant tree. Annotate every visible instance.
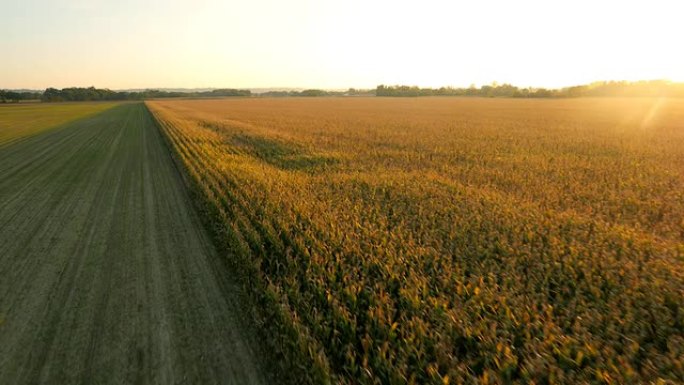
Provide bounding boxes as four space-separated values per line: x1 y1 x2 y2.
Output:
5 91 21 102
42 88 63 102
210 89 251 97
299 89 328 97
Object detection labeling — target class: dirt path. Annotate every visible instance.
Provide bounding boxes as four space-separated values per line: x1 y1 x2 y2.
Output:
0 103 269 384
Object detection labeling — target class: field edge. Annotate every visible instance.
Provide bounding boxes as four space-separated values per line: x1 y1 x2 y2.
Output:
144 102 329 385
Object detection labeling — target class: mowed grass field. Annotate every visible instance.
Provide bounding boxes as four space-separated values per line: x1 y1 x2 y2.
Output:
0 102 119 146
148 97 684 384
0 103 267 384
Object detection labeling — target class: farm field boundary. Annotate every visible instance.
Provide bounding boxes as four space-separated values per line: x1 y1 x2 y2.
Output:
146 102 329 384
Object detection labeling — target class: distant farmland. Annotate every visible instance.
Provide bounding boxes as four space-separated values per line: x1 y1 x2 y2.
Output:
148 97 684 384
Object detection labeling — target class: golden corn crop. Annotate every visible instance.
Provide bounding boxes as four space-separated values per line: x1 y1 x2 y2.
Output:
147 97 684 384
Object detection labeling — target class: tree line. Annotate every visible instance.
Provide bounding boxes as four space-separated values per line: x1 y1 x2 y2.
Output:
39 87 251 102
0 90 42 102
4 81 684 103
376 80 684 98
257 88 375 97
1 87 253 103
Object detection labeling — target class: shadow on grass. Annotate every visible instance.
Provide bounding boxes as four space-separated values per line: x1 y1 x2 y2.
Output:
0 102 129 148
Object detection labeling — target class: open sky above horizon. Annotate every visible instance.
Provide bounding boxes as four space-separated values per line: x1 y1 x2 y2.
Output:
3 0 684 90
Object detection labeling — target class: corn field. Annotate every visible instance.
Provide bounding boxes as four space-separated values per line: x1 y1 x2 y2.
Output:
147 97 684 384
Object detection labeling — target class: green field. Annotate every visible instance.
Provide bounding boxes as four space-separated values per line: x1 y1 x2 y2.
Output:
0 103 268 384
0 102 119 146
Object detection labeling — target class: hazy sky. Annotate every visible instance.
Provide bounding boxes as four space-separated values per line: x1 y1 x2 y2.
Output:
2 0 683 90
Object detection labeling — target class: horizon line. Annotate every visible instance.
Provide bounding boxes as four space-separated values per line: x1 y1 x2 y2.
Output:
2 78 682 93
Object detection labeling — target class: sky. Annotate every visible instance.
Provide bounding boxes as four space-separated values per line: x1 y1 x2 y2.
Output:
2 0 684 90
